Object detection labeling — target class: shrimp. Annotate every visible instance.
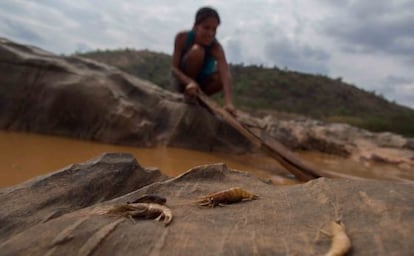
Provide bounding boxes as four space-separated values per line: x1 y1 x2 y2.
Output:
195 187 258 207
107 203 173 226
316 220 351 256
324 220 351 256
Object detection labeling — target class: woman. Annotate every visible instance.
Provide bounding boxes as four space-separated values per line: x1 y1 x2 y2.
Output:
171 6 236 116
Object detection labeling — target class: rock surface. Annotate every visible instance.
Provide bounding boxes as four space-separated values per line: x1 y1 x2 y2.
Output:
0 153 413 255
0 37 250 153
0 153 167 242
253 114 414 172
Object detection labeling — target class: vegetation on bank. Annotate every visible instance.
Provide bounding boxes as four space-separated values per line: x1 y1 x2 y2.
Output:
77 49 414 137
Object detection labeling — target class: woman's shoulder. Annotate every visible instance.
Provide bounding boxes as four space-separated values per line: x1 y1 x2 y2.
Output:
211 39 222 48
175 30 191 41
174 30 191 49
210 40 224 55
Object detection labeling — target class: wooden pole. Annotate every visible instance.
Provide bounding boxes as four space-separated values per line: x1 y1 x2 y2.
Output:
196 91 324 182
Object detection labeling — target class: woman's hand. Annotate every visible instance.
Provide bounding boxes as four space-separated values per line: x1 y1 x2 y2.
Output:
224 103 237 117
185 81 199 96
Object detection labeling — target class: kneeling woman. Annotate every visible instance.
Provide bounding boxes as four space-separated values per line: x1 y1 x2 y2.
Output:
171 6 236 116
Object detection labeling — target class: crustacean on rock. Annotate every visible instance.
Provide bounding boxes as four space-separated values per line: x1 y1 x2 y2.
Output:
107 203 173 226
195 187 258 207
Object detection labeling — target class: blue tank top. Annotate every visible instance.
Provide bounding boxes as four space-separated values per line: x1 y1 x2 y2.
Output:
181 30 217 83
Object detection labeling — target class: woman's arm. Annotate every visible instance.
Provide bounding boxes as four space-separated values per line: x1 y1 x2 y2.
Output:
172 33 184 72
171 32 198 94
214 44 236 114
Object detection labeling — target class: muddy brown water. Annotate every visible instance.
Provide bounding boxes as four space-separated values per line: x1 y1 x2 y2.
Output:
0 130 409 188
0 130 280 188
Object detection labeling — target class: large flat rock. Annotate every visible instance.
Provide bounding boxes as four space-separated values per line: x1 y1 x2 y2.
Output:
0 153 412 255
0 37 251 153
0 153 166 242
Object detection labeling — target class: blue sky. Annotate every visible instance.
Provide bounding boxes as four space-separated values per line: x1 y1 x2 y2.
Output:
1 0 413 109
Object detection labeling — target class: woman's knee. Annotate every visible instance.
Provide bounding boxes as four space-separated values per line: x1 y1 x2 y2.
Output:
183 44 206 63
182 44 205 78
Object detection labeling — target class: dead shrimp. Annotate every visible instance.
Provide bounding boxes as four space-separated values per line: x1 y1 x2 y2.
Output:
324 220 351 256
195 187 258 207
107 203 173 226
316 220 351 256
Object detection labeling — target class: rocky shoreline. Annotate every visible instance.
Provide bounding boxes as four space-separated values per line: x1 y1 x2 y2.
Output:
1 37 413 176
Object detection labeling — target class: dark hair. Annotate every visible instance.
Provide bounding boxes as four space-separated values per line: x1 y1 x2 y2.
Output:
194 7 220 25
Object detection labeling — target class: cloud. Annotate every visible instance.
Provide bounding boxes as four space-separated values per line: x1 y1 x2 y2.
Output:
0 0 413 109
320 0 414 62
223 38 244 64
264 37 330 74
379 75 414 108
0 17 44 44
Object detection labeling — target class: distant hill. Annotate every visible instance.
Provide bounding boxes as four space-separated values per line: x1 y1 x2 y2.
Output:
77 49 414 137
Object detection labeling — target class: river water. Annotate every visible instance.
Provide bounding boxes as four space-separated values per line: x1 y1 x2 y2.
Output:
0 130 282 188
0 130 410 188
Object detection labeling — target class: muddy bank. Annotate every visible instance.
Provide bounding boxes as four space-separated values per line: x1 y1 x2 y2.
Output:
0 153 413 255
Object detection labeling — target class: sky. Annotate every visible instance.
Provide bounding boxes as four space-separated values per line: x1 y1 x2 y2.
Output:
0 0 413 109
